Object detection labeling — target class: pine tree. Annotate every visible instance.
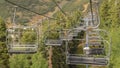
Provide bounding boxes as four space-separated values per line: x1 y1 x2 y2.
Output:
100 0 111 28
0 17 9 68
108 0 119 28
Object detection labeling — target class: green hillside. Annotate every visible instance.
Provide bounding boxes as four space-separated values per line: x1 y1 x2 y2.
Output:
0 0 120 68
0 0 63 23
100 0 120 68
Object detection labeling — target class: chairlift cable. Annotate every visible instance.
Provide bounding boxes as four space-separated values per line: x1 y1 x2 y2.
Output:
12 6 17 26
52 0 67 16
5 0 62 21
96 2 101 26
89 0 94 24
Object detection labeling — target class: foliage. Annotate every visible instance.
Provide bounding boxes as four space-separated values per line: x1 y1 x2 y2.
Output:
51 11 83 68
100 0 120 68
10 53 48 68
20 30 37 43
0 17 9 68
62 0 88 12
1 0 120 68
0 0 64 23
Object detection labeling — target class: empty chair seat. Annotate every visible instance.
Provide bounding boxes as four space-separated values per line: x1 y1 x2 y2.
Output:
8 44 38 54
8 49 37 54
89 48 105 55
6 26 38 54
61 36 73 41
89 42 101 46
68 32 78 37
11 44 37 47
60 34 73 41
8 46 37 54
89 31 99 34
60 30 73 41
73 26 86 31
74 29 81 33
67 56 108 65
45 39 62 46
88 36 101 40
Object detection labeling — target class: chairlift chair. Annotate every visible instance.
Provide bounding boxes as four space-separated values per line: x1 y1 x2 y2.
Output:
45 30 63 46
88 36 101 40
67 54 108 65
45 39 62 46
66 31 111 65
66 0 111 65
68 29 79 37
60 28 86 41
6 26 39 54
73 26 86 31
89 48 105 55
60 29 73 41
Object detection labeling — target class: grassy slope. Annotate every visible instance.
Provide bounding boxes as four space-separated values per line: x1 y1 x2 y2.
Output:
99 0 120 68
53 0 88 16
109 27 120 68
62 0 88 12
0 0 63 22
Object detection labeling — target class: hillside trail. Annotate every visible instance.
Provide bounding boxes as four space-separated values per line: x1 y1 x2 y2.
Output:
74 0 80 4
82 3 89 13
48 46 53 68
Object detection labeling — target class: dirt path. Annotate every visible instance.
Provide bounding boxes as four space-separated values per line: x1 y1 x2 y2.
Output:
82 3 89 13
48 46 53 68
74 0 81 4
46 2 68 68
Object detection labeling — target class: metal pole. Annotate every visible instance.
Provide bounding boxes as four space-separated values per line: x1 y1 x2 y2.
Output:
86 19 89 68
12 6 17 46
66 40 69 63
48 46 53 68
86 64 89 68
47 18 53 68
13 6 17 27
89 0 94 25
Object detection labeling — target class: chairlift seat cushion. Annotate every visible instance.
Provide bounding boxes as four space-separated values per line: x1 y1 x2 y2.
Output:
67 56 108 65
45 39 62 46
8 48 37 54
89 48 105 55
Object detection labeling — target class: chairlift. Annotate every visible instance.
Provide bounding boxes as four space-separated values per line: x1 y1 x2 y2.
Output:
45 39 62 46
60 29 73 41
44 18 64 46
60 27 86 41
67 54 108 65
88 36 101 39
6 26 39 54
89 48 105 55
88 38 102 46
73 26 86 31
6 7 39 54
68 29 79 37
45 30 63 46
88 32 99 37
66 36 111 65
66 0 111 65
